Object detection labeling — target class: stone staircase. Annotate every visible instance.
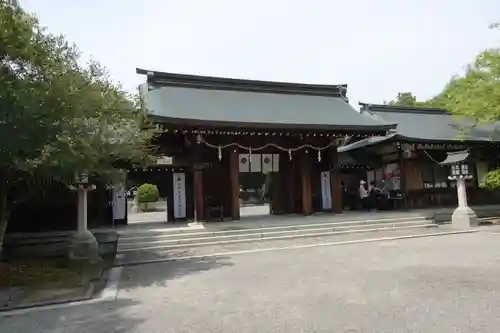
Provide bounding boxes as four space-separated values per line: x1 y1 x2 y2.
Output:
117 215 437 256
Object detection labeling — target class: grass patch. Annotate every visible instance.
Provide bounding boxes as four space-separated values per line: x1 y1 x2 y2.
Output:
0 254 114 291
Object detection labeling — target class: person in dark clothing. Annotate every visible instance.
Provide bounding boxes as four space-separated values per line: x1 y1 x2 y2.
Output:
368 181 380 212
341 181 347 209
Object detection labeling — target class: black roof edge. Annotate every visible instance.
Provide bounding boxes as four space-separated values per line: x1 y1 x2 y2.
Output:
149 115 396 133
358 102 450 115
137 68 348 98
340 133 495 153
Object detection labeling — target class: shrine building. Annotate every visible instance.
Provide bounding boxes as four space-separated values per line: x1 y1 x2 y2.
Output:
338 103 500 210
135 69 396 222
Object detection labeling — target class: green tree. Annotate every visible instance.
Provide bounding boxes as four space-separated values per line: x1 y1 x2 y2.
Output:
385 92 423 107
435 22 500 188
0 1 158 249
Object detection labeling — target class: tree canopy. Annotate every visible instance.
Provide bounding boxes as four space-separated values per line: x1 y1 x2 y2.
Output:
385 92 421 107
387 23 500 188
0 1 159 245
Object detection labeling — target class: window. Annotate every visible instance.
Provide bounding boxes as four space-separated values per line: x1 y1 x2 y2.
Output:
422 163 449 189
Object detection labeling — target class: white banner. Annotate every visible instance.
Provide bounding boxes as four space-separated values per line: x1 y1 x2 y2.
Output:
239 154 250 172
272 154 280 172
250 154 262 172
112 181 126 220
321 171 332 210
262 154 273 173
366 170 375 185
173 173 187 218
476 161 488 184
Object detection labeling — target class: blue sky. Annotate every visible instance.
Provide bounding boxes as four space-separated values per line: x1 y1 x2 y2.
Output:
21 0 499 108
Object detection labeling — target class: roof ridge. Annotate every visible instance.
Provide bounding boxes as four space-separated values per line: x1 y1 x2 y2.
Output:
358 102 449 115
137 68 348 98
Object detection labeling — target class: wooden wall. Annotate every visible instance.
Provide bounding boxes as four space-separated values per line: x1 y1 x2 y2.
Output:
403 159 423 191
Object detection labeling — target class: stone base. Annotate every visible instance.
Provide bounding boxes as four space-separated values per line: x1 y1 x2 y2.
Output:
451 206 478 229
67 230 101 262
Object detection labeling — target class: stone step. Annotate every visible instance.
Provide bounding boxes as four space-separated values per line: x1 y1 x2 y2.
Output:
117 219 430 249
118 215 429 240
117 221 436 253
115 227 472 266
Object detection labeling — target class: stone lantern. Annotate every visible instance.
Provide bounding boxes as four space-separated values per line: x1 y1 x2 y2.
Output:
440 150 478 229
67 172 100 261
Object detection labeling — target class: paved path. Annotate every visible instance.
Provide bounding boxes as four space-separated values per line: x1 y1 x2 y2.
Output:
3 231 500 332
128 204 272 224
125 203 500 228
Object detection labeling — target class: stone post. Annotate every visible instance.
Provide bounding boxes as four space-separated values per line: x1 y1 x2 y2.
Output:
440 151 478 230
451 176 478 229
68 181 100 261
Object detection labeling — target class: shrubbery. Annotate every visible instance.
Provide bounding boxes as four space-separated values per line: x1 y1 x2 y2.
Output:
137 184 159 204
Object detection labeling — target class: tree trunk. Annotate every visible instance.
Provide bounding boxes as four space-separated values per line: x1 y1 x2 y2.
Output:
0 171 10 253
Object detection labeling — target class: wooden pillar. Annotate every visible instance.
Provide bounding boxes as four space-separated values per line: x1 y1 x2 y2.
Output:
193 167 204 221
282 153 294 214
329 147 342 213
269 172 279 214
228 149 240 220
272 152 288 215
398 143 408 209
192 143 205 222
300 152 313 215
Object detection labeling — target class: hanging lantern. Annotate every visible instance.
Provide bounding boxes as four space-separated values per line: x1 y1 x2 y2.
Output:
249 147 252 162
217 146 222 161
317 150 321 162
288 149 292 160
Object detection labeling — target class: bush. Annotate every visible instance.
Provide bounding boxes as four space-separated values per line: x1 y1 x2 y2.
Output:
137 184 159 203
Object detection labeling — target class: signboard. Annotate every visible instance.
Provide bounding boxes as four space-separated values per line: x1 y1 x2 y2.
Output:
272 154 280 172
172 173 187 219
476 161 488 184
239 154 250 172
383 163 401 190
262 154 273 173
250 154 262 172
239 153 280 173
112 181 126 221
320 171 332 210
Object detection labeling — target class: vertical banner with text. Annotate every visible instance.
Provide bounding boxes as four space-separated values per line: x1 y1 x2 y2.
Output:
112 180 126 221
173 172 187 219
320 171 332 210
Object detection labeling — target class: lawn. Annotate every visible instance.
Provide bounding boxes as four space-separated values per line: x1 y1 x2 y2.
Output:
0 255 114 309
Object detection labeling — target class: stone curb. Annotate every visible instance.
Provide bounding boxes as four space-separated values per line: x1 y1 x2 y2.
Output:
0 283 94 314
0 266 123 317
115 229 479 267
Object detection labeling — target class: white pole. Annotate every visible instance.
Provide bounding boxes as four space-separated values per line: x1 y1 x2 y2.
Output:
456 178 467 208
77 187 88 233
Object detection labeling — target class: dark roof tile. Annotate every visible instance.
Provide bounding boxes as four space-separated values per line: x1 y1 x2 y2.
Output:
138 72 397 132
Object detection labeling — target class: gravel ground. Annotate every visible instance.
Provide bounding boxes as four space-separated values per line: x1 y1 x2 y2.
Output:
2 232 500 332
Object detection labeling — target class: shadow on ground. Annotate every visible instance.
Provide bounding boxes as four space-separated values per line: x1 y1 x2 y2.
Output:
0 298 144 333
119 255 234 291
